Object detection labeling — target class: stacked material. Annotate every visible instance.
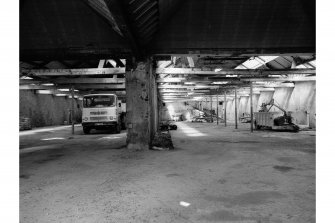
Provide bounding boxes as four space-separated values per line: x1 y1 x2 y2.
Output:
151 132 174 151
19 117 32 131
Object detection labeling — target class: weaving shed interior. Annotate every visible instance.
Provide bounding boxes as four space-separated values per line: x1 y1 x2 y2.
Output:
19 0 316 222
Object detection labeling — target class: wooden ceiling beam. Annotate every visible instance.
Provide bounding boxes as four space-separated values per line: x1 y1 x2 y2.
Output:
156 68 315 76
22 68 125 76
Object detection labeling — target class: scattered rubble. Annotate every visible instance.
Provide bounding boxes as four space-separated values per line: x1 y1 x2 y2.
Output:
151 132 174 151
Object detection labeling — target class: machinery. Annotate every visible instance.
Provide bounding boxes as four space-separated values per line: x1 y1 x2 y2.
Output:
254 99 299 132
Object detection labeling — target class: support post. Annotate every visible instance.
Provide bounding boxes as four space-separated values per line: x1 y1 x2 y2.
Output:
125 59 155 150
224 91 227 127
216 94 219 125
210 95 213 122
71 85 75 135
250 82 254 132
235 88 238 129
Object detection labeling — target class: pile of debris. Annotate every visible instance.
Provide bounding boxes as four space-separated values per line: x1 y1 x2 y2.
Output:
160 121 177 131
151 132 174 151
19 117 32 131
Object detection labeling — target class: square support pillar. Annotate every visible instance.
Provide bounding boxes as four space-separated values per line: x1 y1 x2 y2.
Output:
125 59 157 150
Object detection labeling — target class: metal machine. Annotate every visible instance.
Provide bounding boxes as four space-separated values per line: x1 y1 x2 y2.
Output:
254 99 299 132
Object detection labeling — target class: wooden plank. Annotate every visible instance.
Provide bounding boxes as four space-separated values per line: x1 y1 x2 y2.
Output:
20 77 125 85
155 68 315 76
22 68 125 76
63 84 125 89
20 85 56 90
157 76 315 83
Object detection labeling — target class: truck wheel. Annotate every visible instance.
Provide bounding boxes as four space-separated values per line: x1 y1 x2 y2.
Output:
83 127 90 134
116 123 121 133
254 121 261 130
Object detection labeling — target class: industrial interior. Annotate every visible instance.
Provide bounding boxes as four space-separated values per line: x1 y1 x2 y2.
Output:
20 0 316 222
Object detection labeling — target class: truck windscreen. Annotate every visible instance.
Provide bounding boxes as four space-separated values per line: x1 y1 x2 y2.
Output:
83 95 115 108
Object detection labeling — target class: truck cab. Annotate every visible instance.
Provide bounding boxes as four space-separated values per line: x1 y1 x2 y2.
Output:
81 94 121 134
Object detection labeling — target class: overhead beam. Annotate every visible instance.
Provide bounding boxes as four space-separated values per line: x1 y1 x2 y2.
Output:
244 76 315 82
20 78 125 85
60 84 125 90
151 47 315 57
158 85 219 89
20 84 126 91
155 68 315 76
82 0 123 36
20 85 59 90
104 0 142 58
79 90 126 95
157 76 315 83
22 68 125 76
35 89 81 97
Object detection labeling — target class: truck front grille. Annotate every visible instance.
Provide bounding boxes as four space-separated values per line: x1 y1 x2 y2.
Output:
90 116 108 121
90 111 107 115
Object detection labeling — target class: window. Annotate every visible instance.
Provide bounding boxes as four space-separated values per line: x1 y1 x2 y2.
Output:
83 95 115 108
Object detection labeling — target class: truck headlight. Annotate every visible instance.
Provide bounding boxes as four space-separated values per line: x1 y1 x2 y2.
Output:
83 117 88 121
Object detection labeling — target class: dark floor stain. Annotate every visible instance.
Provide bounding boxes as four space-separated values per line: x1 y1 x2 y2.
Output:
71 162 93 170
94 145 126 151
34 154 64 164
273 165 294 172
235 141 260 144
198 209 256 222
20 174 30 179
210 140 260 144
290 147 316 154
276 157 299 163
218 179 227 184
119 152 144 160
166 173 181 177
205 191 284 207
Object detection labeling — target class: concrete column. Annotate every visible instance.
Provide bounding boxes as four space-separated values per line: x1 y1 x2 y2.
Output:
250 82 254 132
148 58 158 140
71 85 74 135
210 96 213 122
235 88 238 129
126 59 157 150
224 91 227 127
216 94 219 125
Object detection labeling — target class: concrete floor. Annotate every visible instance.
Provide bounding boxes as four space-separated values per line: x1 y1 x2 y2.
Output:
20 122 315 223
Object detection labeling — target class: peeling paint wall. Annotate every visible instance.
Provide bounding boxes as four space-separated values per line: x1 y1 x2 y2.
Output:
19 90 82 128
257 91 275 109
287 82 316 127
226 99 235 121
239 96 249 116
271 87 294 111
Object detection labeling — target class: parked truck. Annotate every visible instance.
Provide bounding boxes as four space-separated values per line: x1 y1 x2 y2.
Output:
81 94 125 134
254 99 299 132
